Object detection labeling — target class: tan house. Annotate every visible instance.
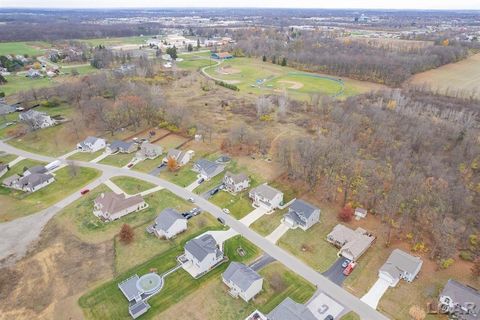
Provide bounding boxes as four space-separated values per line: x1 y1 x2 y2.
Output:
93 192 148 221
327 224 375 261
136 143 163 160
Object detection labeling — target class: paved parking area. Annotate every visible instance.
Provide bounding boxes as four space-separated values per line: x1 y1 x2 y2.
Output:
322 258 348 286
307 292 345 319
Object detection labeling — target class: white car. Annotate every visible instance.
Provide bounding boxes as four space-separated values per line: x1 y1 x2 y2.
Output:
222 208 230 214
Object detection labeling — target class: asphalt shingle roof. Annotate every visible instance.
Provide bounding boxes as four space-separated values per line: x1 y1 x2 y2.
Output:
154 208 186 232
222 262 262 292
267 297 317 320
185 234 219 262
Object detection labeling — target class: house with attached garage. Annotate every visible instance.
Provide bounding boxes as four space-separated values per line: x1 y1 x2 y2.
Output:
249 183 284 211
282 199 320 231
136 142 163 160
23 165 48 176
107 140 138 154
223 172 250 193
19 109 55 129
152 208 187 239
267 297 317 320
77 136 106 153
439 279 480 319
327 224 375 261
379 249 423 287
222 262 263 302
163 149 194 166
193 159 225 181
6 173 55 192
0 164 9 178
93 192 148 222
180 233 224 278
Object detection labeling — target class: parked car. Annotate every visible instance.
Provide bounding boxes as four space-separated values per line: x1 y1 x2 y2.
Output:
198 178 205 184
127 163 134 168
217 217 225 224
80 189 90 195
343 261 357 276
210 188 219 196
183 213 193 220
218 184 225 190
222 208 230 214
341 259 351 268
157 163 166 168
190 207 201 215
324 316 334 320
188 197 195 203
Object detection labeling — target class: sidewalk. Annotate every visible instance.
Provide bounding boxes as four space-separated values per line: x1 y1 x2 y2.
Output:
103 179 125 195
59 149 79 160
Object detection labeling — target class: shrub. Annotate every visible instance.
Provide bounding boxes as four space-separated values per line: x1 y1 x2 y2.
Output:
214 80 239 91
338 205 354 222
119 224 134 244
459 250 474 261
440 258 455 269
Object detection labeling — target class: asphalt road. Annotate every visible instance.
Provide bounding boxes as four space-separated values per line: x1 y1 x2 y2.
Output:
0 141 389 320
323 257 349 286
249 254 276 271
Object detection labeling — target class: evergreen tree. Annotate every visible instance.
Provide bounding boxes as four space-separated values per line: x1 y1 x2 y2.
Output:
281 57 287 66
262 55 267 62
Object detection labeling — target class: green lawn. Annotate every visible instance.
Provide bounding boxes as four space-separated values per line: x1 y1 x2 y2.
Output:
1 74 55 96
132 157 163 173
79 234 259 320
278 214 339 273
210 190 254 220
250 210 284 236
99 153 134 167
1 158 45 180
114 213 222 274
68 150 104 162
159 164 198 187
110 176 156 195
0 153 18 165
341 312 361 320
79 36 152 47
0 41 47 56
55 186 192 243
0 166 100 222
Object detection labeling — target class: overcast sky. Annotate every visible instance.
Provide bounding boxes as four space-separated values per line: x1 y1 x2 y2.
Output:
1 0 480 9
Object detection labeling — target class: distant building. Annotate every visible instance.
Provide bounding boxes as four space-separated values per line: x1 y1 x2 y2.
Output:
354 207 368 220
5 173 54 192
19 109 55 130
283 199 320 231
249 184 284 211
211 52 233 59
0 164 9 178
136 142 163 160
93 192 147 221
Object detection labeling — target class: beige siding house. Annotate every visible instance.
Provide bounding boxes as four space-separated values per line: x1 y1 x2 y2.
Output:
93 192 148 221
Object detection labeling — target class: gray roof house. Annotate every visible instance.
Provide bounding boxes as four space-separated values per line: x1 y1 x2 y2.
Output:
77 136 106 152
136 142 163 160
107 140 138 154
267 297 317 320
439 279 480 319
24 165 48 176
94 192 148 221
2 174 21 188
0 164 9 178
152 208 187 239
327 224 375 261
222 262 263 302
283 199 320 231
163 149 194 166
379 249 423 287
249 184 284 210
193 159 225 181
183 234 224 277
19 109 55 129
14 173 55 192
223 172 250 193
0 103 16 115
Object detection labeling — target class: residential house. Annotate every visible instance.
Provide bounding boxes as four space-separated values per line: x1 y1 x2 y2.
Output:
23 165 48 176
244 310 268 320
152 208 188 239
93 192 147 221
12 173 54 192
211 52 233 59
26 68 42 78
136 143 163 160
327 224 375 261
183 234 224 276
77 136 106 153
163 149 194 166
0 103 16 115
267 297 317 320
107 140 138 154
355 207 368 220
193 159 225 181
223 172 250 193
0 164 9 178
19 109 55 129
282 199 320 231
379 249 423 287
2 174 21 188
222 262 263 302
439 279 480 319
249 184 284 210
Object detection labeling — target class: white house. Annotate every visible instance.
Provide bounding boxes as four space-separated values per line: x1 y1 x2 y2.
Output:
282 199 320 231
439 279 480 318
222 262 263 302
192 159 225 181
182 234 224 277
6 173 55 192
355 207 368 220
379 249 423 287
19 109 55 129
93 192 148 221
223 172 250 193
77 137 106 152
249 184 284 210
163 149 194 166
152 208 187 239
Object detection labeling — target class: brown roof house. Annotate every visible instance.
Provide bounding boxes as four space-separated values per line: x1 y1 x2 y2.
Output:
93 192 148 222
327 224 375 261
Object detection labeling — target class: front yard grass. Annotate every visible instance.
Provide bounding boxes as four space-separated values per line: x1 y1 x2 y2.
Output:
156 134 189 150
278 213 339 273
110 176 155 195
98 152 133 167
68 150 104 162
55 186 193 243
0 153 17 164
341 312 361 320
0 166 100 222
250 209 284 236
160 164 198 187
210 190 254 219
132 157 163 173
79 234 259 320
1 158 45 179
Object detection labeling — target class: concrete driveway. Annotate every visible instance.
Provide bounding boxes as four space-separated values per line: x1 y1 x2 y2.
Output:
322 257 348 286
239 207 269 226
203 229 239 246
361 278 390 309
186 179 202 192
266 223 290 244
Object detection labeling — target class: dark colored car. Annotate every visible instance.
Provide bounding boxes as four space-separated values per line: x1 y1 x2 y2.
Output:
80 189 90 195
198 178 205 184
217 217 225 224
210 188 219 196
324 316 334 320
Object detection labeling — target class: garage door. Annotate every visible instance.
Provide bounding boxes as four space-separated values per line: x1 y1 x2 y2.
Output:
361 278 390 309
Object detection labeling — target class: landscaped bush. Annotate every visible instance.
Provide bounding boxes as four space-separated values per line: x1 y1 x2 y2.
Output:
214 80 239 91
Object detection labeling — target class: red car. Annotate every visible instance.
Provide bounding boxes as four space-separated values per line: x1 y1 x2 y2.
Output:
127 163 134 168
343 261 357 276
80 189 90 195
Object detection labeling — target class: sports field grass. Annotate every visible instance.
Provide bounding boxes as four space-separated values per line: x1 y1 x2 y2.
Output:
0 41 47 56
409 53 480 99
1 74 55 96
79 36 152 47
